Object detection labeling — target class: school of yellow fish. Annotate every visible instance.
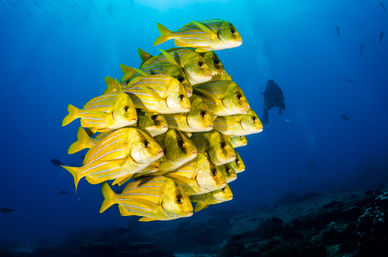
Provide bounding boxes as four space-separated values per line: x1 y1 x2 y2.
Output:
61 19 263 222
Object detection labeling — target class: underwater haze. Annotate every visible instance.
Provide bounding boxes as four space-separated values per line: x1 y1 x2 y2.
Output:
1 0 388 255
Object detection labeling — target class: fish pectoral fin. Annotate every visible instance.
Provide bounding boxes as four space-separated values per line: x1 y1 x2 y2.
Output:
195 201 209 212
191 21 217 39
112 174 132 186
139 217 157 222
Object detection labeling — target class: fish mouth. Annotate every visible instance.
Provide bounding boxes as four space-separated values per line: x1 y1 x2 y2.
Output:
157 150 164 158
185 211 193 217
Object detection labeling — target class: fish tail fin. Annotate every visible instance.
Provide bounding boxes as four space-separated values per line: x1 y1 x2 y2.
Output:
62 104 80 126
153 23 173 46
61 165 82 191
138 48 153 64
194 201 209 212
68 127 95 154
100 183 116 213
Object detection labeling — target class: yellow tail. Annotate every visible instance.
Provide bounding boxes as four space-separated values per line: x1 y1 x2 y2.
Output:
137 48 153 64
61 165 82 191
100 183 117 213
153 23 173 46
62 104 80 126
112 174 132 186
68 127 96 154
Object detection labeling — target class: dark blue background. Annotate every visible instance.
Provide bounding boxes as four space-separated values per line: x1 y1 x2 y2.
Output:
0 0 387 249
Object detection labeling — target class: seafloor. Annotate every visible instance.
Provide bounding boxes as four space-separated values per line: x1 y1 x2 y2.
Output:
1 184 388 257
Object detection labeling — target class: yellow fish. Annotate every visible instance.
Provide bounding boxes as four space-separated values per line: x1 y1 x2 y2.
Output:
190 184 233 212
191 131 236 165
140 48 212 85
199 51 225 76
121 74 191 114
137 111 168 137
228 151 245 174
100 177 193 221
164 95 215 132
153 19 242 52
213 109 263 136
62 81 137 131
165 153 227 195
228 135 247 148
153 129 197 173
61 128 163 189
218 164 237 183
121 62 193 98
193 79 250 116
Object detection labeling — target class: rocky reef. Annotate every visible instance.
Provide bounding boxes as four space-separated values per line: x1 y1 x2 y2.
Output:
1 187 387 257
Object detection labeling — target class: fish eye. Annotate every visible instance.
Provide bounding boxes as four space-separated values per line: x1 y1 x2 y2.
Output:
200 110 206 118
179 94 185 101
198 61 204 67
220 142 226 148
252 116 257 122
236 93 242 100
222 187 226 191
176 196 183 204
235 159 239 164
214 59 220 66
225 167 230 175
143 140 149 148
177 76 184 83
211 168 217 176
178 140 184 148
150 70 156 75
124 106 129 112
230 27 236 34
151 115 157 120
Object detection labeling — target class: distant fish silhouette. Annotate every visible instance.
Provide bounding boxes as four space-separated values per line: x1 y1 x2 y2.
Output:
0 208 15 213
262 80 286 125
58 190 69 195
360 44 364 56
51 158 64 167
345 78 355 84
336 25 341 38
380 2 386 12
379 30 384 43
341 115 350 121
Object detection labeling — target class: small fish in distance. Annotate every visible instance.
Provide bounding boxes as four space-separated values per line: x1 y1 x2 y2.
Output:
341 115 350 120
345 78 355 84
51 158 63 167
336 25 341 38
379 30 384 43
380 2 386 12
58 190 69 195
262 80 286 125
360 44 364 56
0 208 15 213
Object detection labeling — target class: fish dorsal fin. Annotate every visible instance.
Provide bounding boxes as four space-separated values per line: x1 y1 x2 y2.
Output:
159 49 179 66
191 21 217 39
138 48 153 63
104 76 121 93
120 65 147 82
139 217 157 222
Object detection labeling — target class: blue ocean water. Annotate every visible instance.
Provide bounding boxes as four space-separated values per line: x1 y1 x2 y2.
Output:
0 0 387 252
